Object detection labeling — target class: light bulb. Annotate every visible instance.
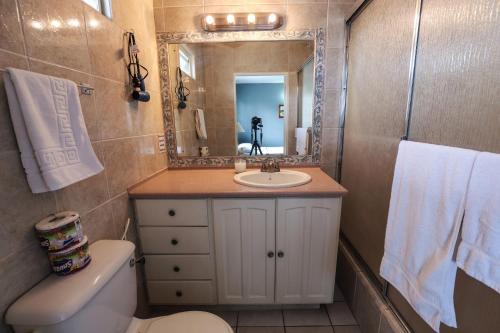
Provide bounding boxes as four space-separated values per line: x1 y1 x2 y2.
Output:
89 19 99 28
205 15 215 25
268 13 277 24
226 14 235 24
31 20 44 30
247 13 256 24
50 20 62 28
67 18 81 27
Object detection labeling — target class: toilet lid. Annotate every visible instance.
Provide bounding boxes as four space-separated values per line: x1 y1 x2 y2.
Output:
147 311 233 333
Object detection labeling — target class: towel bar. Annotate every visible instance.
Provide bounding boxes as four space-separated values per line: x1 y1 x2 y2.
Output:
1 68 95 96
77 83 94 96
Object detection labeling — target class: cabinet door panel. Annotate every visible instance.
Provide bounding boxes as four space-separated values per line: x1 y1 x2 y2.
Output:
214 199 275 304
214 206 244 302
277 206 307 300
276 198 341 304
306 206 338 296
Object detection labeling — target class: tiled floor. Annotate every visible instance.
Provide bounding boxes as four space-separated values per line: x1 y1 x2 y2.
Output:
155 302 360 333
228 303 360 333
151 286 361 333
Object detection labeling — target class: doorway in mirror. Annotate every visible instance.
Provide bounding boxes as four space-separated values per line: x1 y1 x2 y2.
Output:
235 74 286 156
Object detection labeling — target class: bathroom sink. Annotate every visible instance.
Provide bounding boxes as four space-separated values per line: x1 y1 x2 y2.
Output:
234 170 312 188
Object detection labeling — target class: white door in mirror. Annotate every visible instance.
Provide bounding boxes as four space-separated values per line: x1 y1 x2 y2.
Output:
233 170 311 188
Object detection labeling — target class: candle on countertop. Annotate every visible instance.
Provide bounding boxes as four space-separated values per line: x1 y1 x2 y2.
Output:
235 158 246 173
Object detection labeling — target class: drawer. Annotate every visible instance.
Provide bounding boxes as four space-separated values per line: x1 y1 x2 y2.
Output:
144 255 213 280
140 227 210 254
147 281 216 305
135 199 208 227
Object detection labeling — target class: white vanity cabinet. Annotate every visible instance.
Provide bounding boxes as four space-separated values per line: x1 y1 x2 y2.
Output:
213 197 341 305
135 196 341 305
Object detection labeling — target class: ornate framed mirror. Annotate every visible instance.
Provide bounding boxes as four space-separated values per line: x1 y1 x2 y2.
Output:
157 28 325 168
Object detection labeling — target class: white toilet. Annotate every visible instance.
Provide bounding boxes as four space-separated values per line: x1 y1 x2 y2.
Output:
6 240 233 333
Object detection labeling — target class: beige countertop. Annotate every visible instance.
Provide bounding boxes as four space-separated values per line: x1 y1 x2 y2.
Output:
128 167 348 199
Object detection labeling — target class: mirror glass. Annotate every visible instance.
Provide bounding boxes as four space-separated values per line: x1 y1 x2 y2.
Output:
167 40 315 157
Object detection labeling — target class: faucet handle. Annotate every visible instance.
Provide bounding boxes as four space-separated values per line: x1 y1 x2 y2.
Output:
261 159 270 172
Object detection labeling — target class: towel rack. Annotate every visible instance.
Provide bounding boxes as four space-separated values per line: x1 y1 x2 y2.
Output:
0 68 95 96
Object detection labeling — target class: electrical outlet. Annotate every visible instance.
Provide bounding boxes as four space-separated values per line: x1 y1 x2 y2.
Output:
158 134 166 153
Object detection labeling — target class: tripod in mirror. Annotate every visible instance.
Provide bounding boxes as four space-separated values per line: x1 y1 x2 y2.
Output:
250 116 263 156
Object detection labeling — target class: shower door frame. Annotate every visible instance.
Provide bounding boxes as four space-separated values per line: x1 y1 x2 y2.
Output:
337 0 424 332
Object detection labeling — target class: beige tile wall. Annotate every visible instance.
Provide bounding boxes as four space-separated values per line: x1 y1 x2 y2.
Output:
154 0 357 176
0 0 165 330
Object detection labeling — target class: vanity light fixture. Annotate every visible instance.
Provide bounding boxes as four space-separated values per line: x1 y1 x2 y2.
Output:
201 12 283 32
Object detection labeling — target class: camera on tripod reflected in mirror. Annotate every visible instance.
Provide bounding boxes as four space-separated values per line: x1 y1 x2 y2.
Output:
251 116 263 130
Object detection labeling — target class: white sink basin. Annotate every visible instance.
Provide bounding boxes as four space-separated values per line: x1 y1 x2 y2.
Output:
234 170 312 188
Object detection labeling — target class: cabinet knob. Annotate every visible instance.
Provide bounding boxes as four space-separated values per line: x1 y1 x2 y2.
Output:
173 266 180 272
267 251 275 258
277 251 284 258
176 290 183 297
171 238 179 245
168 209 176 217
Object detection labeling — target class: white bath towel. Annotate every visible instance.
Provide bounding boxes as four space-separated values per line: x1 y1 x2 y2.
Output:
3 68 103 193
295 127 310 155
456 152 500 293
380 141 478 332
195 108 207 140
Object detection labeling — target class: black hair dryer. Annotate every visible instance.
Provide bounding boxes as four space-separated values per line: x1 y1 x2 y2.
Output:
127 32 150 102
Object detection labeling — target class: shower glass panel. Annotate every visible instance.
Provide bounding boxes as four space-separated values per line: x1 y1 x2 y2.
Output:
409 0 500 153
340 0 416 279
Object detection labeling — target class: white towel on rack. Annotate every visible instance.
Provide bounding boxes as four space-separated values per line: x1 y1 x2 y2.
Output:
3 68 103 193
380 141 478 332
295 127 310 155
195 108 207 140
456 152 500 293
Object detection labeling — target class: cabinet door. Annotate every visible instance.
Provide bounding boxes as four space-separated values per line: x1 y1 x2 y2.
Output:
276 198 341 304
213 199 275 304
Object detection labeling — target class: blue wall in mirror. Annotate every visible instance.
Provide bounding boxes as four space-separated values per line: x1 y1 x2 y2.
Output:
236 83 285 147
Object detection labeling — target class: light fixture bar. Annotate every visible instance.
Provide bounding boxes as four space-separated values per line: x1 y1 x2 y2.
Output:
201 12 283 32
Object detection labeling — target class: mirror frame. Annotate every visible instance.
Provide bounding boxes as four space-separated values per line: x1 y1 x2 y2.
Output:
157 28 325 168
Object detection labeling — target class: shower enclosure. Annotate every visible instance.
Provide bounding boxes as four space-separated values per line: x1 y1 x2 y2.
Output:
339 0 500 332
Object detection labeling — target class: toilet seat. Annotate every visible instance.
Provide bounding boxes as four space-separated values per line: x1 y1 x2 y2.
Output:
146 311 233 333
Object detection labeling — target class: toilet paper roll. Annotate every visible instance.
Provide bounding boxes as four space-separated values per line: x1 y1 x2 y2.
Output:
48 236 91 276
35 211 83 251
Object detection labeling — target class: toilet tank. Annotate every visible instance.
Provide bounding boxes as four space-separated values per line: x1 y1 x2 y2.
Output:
6 240 137 333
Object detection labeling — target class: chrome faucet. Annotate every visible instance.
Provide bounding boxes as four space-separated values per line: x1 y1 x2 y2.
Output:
261 159 280 173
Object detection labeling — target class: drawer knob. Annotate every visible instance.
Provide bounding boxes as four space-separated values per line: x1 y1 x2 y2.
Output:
173 266 180 272
168 209 176 217
267 251 275 258
277 251 284 258
176 290 183 297
171 238 179 245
